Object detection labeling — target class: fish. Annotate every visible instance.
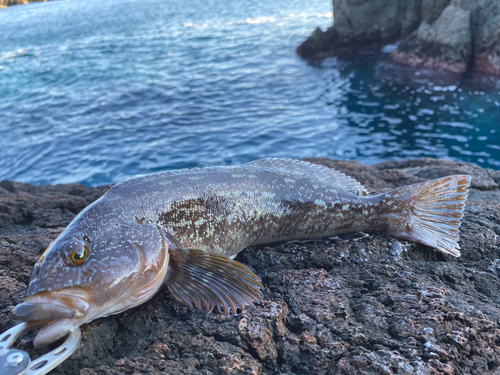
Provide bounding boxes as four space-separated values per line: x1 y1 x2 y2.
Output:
10 158 471 348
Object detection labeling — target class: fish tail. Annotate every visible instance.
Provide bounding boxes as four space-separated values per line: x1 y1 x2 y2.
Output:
384 175 471 256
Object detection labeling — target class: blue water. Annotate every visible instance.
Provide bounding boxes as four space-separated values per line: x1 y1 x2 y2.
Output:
0 0 499 186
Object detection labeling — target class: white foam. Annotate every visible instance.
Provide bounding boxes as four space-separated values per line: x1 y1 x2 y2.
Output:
287 12 333 18
245 16 276 24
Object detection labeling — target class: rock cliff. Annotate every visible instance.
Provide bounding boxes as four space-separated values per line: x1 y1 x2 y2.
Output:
298 0 500 75
0 0 47 8
1 158 500 374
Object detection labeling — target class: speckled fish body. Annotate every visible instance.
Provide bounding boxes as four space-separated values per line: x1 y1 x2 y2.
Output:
41 161 374 259
92 162 379 257
10 159 471 348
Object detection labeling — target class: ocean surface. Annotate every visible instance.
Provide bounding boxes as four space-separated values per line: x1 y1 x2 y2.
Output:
1 0 499 187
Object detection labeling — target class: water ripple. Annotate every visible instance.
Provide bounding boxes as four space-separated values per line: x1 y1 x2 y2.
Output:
0 0 499 186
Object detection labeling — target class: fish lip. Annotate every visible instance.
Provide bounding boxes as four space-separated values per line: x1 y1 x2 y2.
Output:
10 302 75 322
11 289 90 322
33 319 78 348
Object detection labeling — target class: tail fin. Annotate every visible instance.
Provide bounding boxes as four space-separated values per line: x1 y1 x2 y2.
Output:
386 175 471 257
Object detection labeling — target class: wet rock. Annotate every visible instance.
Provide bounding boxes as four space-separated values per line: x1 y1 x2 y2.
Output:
0 0 47 8
298 0 421 58
300 0 500 75
405 0 500 74
390 5 472 74
420 0 451 24
469 0 500 75
1 158 500 374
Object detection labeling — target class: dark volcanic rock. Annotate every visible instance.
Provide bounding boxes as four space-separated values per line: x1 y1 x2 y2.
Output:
1 159 500 374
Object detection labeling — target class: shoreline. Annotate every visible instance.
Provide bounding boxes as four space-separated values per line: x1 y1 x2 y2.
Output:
0 0 47 9
298 1 500 76
1 158 500 373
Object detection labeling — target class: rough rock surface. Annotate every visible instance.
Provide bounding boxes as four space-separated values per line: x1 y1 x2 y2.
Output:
0 0 47 8
390 5 471 74
297 0 421 59
298 0 500 75
467 0 500 75
1 158 500 374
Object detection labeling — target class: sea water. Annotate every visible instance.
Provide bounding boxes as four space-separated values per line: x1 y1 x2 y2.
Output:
0 0 499 186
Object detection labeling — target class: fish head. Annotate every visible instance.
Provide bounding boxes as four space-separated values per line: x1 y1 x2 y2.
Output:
11 222 170 347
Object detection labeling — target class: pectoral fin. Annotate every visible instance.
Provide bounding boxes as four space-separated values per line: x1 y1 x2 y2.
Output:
165 249 263 315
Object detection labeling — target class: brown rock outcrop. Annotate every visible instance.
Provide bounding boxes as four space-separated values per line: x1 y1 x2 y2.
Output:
1 158 500 374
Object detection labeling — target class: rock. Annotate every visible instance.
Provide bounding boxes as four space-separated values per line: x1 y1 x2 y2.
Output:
330 0 420 44
1 158 500 374
298 0 421 58
417 6 471 49
466 0 500 75
297 27 330 60
391 0 500 75
420 0 451 24
300 0 500 75
390 5 472 73
0 0 47 8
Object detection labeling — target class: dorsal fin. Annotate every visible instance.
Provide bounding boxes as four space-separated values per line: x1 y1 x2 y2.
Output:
245 158 368 196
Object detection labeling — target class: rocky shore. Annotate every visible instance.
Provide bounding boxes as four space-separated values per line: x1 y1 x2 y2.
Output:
1 158 500 374
0 0 47 8
0 0 48 9
298 0 500 75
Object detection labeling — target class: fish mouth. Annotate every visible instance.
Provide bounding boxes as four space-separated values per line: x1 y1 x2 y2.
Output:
10 289 91 348
11 289 90 323
11 302 75 321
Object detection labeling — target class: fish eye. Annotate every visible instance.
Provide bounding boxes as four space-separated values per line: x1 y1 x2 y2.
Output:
70 244 90 265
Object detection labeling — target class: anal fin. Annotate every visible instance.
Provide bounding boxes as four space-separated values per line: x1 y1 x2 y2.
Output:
165 249 263 315
335 232 369 242
286 232 369 245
